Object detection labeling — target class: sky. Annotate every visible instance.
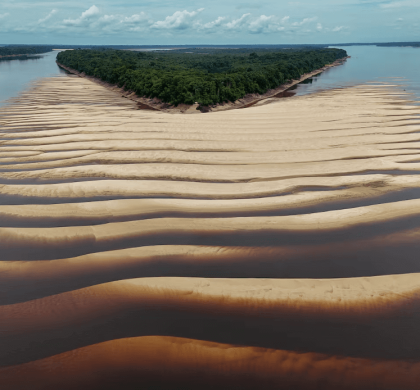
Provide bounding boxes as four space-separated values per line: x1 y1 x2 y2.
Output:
0 0 419 45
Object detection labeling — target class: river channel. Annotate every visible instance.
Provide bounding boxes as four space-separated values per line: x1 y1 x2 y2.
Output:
1 46 420 107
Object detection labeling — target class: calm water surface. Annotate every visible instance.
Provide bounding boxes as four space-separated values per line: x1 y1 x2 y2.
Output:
291 45 420 102
0 51 65 107
1 46 420 107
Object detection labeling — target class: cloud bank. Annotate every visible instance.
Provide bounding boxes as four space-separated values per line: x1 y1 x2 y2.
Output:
0 4 348 39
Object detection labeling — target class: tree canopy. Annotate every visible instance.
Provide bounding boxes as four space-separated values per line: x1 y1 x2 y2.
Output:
0 46 53 57
57 47 347 106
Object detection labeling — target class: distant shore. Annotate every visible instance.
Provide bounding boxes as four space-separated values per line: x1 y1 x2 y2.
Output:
0 51 52 59
57 56 350 114
0 54 36 59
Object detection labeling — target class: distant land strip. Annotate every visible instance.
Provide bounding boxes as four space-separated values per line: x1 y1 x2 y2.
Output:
0 45 53 58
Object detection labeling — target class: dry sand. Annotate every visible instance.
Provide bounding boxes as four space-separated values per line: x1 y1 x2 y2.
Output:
1 74 420 389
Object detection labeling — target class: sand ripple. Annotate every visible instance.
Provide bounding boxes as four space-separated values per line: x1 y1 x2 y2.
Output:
1 76 420 389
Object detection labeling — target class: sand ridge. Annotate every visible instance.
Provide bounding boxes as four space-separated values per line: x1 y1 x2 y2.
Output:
2 75 420 389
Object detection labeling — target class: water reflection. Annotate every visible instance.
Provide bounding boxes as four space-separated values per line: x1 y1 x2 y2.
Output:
2 46 420 107
0 51 66 107
284 45 420 102
0 55 44 62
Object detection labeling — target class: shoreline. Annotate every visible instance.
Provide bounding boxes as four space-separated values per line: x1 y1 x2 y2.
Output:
0 52 50 59
0 54 31 59
57 56 350 114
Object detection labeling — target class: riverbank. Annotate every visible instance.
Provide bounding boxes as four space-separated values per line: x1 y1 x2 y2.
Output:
57 56 350 113
0 48 53 59
0 53 40 59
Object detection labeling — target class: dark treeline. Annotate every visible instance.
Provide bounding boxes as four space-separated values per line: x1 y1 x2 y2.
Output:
2 44 331 50
0 46 53 57
0 55 44 63
375 42 420 48
57 47 347 106
332 42 420 47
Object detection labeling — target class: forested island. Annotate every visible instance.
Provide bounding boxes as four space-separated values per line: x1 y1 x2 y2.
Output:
0 46 53 58
57 47 347 107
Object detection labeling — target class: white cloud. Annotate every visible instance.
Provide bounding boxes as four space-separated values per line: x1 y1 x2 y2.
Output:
151 9 204 30
312 24 348 34
38 9 57 24
201 16 226 30
96 14 119 26
0 13 9 19
292 17 317 26
20 5 152 34
96 12 151 32
81 5 100 19
123 14 149 24
225 13 251 30
193 13 292 34
63 5 100 27
249 15 282 34
1 6 343 39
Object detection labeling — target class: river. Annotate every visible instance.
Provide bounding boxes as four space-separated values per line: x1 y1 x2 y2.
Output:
1 46 420 107
290 45 420 102
0 51 65 107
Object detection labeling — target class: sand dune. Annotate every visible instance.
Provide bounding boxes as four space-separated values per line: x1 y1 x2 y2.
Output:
2 238 420 304
1 193 420 226
3 200 420 262
2 174 420 204
3 336 420 390
2 275 420 367
2 75 420 389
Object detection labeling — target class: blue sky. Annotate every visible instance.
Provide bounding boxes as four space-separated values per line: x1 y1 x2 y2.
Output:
0 0 419 45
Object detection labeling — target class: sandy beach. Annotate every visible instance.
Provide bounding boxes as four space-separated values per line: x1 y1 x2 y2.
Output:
1 74 420 389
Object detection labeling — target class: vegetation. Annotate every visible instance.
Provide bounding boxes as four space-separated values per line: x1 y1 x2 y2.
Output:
0 46 53 57
376 42 420 48
337 42 420 48
57 47 347 106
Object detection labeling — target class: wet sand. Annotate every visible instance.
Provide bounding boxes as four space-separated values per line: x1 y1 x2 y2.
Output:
1 75 420 389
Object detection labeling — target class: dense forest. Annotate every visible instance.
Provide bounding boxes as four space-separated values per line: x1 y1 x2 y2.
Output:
335 42 420 47
57 47 347 106
376 42 420 48
0 46 53 57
